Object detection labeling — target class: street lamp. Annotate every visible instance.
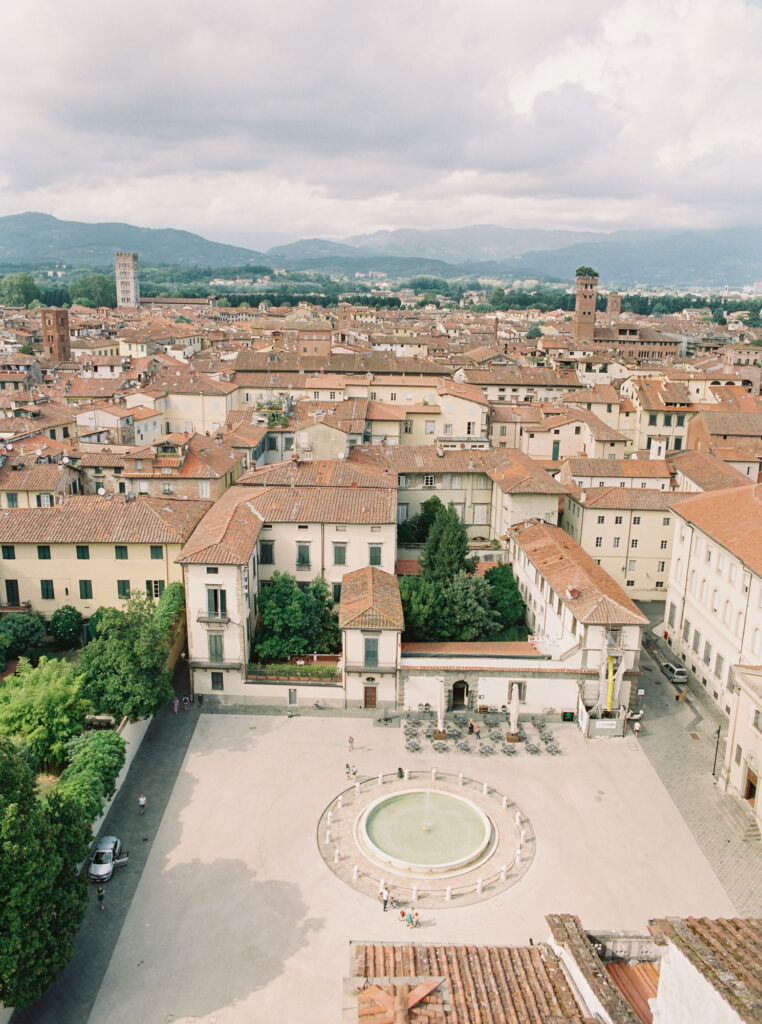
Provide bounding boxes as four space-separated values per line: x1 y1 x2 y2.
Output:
712 726 722 778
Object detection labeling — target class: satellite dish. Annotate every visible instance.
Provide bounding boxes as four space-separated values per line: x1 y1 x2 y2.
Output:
62 456 69 464
97 487 106 496
6 442 12 448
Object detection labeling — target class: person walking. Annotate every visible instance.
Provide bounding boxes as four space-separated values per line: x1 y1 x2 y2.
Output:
405 908 414 928
96 885 105 911
351 764 358 780
475 723 481 741
411 907 419 928
182 695 190 712
138 793 147 815
633 720 642 739
348 736 354 752
172 697 179 714
467 719 474 735
379 886 389 912
345 763 351 780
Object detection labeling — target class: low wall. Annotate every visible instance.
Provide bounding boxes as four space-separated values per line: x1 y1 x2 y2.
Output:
210 680 345 707
90 715 152 839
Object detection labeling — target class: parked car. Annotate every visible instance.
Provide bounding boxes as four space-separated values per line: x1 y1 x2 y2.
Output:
660 661 688 684
88 836 128 882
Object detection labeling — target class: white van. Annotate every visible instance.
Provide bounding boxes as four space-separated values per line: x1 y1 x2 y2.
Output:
661 661 688 684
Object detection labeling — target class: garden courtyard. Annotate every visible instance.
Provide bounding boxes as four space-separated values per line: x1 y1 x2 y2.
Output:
80 710 733 1024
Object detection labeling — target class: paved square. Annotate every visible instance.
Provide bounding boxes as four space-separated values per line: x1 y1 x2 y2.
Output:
88 714 735 1024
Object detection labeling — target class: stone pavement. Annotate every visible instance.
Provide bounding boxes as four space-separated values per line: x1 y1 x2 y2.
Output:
12 663 200 1024
636 632 762 916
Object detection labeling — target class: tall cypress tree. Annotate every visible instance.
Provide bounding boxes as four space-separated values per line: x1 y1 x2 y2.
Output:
421 503 476 583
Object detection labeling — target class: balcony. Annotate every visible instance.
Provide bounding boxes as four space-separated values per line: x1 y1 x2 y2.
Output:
197 607 230 624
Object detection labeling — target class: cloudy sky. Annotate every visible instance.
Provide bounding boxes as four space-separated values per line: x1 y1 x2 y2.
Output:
1 0 761 249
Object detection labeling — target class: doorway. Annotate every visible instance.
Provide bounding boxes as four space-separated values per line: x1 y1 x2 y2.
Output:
744 768 758 807
288 688 297 706
452 680 469 708
364 686 377 709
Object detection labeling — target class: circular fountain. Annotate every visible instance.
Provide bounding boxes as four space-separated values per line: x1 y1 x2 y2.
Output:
356 788 495 877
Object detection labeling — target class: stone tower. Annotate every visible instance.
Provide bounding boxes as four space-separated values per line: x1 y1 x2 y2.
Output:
607 292 621 321
114 252 140 308
40 307 71 362
572 268 599 344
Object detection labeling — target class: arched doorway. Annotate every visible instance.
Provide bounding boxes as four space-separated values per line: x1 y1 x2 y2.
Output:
452 680 469 708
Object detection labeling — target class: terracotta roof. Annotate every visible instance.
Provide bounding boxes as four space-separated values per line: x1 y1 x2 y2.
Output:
648 917 762 1024
352 941 588 1023
0 495 210 545
569 487 693 511
461 367 580 387
0 463 69 492
698 410 762 436
668 449 751 491
239 458 395 488
507 521 649 626
350 444 524 476
245 485 396 524
561 457 672 479
338 567 403 630
487 450 567 495
177 487 263 565
672 484 762 575
402 641 539 656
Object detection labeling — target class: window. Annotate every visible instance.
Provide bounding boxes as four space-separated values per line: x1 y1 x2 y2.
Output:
150 545 163 559
206 588 227 618
443 424 452 435
6 493 17 508
595 537 603 548
735 743 743 765
574 425 581 435
1 545 15 560
626 580 635 587
663 413 672 426
76 545 89 560
499 425 507 437
115 545 128 560
79 580 93 599
648 414 657 426
364 636 379 668
40 580 54 600
628 559 637 572
715 653 724 680
36 494 54 507
683 619 691 641
692 629 701 653
398 474 407 487
655 581 664 589
613 536 620 548
146 580 165 599
631 539 638 548
662 517 671 527
425 420 435 434
474 505 488 526
208 634 224 663
332 583 342 603
676 414 685 426
115 579 130 599
673 437 683 450
403 420 413 434
259 540 274 565
451 475 462 490
333 543 346 566
615 515 623 525
369 545 382 566
633 516 641 525
296 544 310 568
199 480 210 499
597 515 605 524
211 671 224 690
668 602 676 627
658 560 666 572
660 539 668 549
423 474 435 487
703 641 712 666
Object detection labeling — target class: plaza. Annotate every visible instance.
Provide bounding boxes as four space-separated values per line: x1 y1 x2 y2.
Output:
79 710 734 1024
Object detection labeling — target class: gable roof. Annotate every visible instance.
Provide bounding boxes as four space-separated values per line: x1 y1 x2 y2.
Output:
671 484 762 575
338 567 404 630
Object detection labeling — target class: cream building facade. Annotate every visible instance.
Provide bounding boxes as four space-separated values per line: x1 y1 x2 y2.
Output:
721 664 762 836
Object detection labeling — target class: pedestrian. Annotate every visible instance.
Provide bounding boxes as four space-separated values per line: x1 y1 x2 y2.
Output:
514 809 521 829
138 793 147 815
345 763 351 779
405 908 414 928
633 721 642 739
467 719 474 735
351 764 358 779
398 909 407 924
183 695 189 712
96 885 105 911
172 697 179 714
475 723 481 740
412 907 419 928
379 886 389 912
348 736 354 751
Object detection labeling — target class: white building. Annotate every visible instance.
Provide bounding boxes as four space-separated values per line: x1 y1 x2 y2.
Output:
664 484 762 714
721 664 762 836
114 251 140 308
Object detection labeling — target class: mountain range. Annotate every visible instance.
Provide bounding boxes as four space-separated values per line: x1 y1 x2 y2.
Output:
1 212 761 288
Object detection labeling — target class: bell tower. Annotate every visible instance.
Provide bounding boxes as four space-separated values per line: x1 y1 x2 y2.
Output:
572 267 599 344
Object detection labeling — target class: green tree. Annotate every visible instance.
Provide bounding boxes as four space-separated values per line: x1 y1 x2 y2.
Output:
575 266 598 278
525 324 542 339
79 594 172 720
711 306 727 325
152 581 185 635
57 731 126 822
440 572 501 641
484 563 525 629
397 495 444 545
49 605 83 648
421 503 476 583
0 657 91 772
398 576 443 641
18 344 35 355
0 272 40 307
254 573 340 661
69 273 116 308
0 738 90 1008
0 612 45 658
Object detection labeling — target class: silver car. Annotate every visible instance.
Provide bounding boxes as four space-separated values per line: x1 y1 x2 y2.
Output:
88 836 128 882
660 661 688 684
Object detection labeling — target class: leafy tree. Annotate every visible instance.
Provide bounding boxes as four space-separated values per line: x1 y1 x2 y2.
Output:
254 572 340 661
0 612 45 658
0 657 91 772
79 595 172 721
18 344 35 355
57 731 126 822
398 576 443 641
421 503 476 583
439 572 501 641
152 581 185 635
484 563 525 629
0 272 40 307
397 495 444 545
69 273 116 308
0 738 90 1008
525 324 542 339
575 266 598 278
49 605 83 648
711 306 727 325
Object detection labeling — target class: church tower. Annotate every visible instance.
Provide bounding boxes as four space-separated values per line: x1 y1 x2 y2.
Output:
572 268 599 344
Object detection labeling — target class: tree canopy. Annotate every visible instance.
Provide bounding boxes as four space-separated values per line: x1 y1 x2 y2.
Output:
69 273 116 308
484 563 525 629
575 266 599 278
49 605 83 648
0 612 45 659
79 594 173 720
420 503 476 582
397 494 444 545
0 272 40 307
253 573 340 661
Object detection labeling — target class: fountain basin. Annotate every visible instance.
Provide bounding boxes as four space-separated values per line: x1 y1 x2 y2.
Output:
355 789 495 876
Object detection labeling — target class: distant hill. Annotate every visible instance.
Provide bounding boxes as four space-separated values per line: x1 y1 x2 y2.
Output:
0 212 266 267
